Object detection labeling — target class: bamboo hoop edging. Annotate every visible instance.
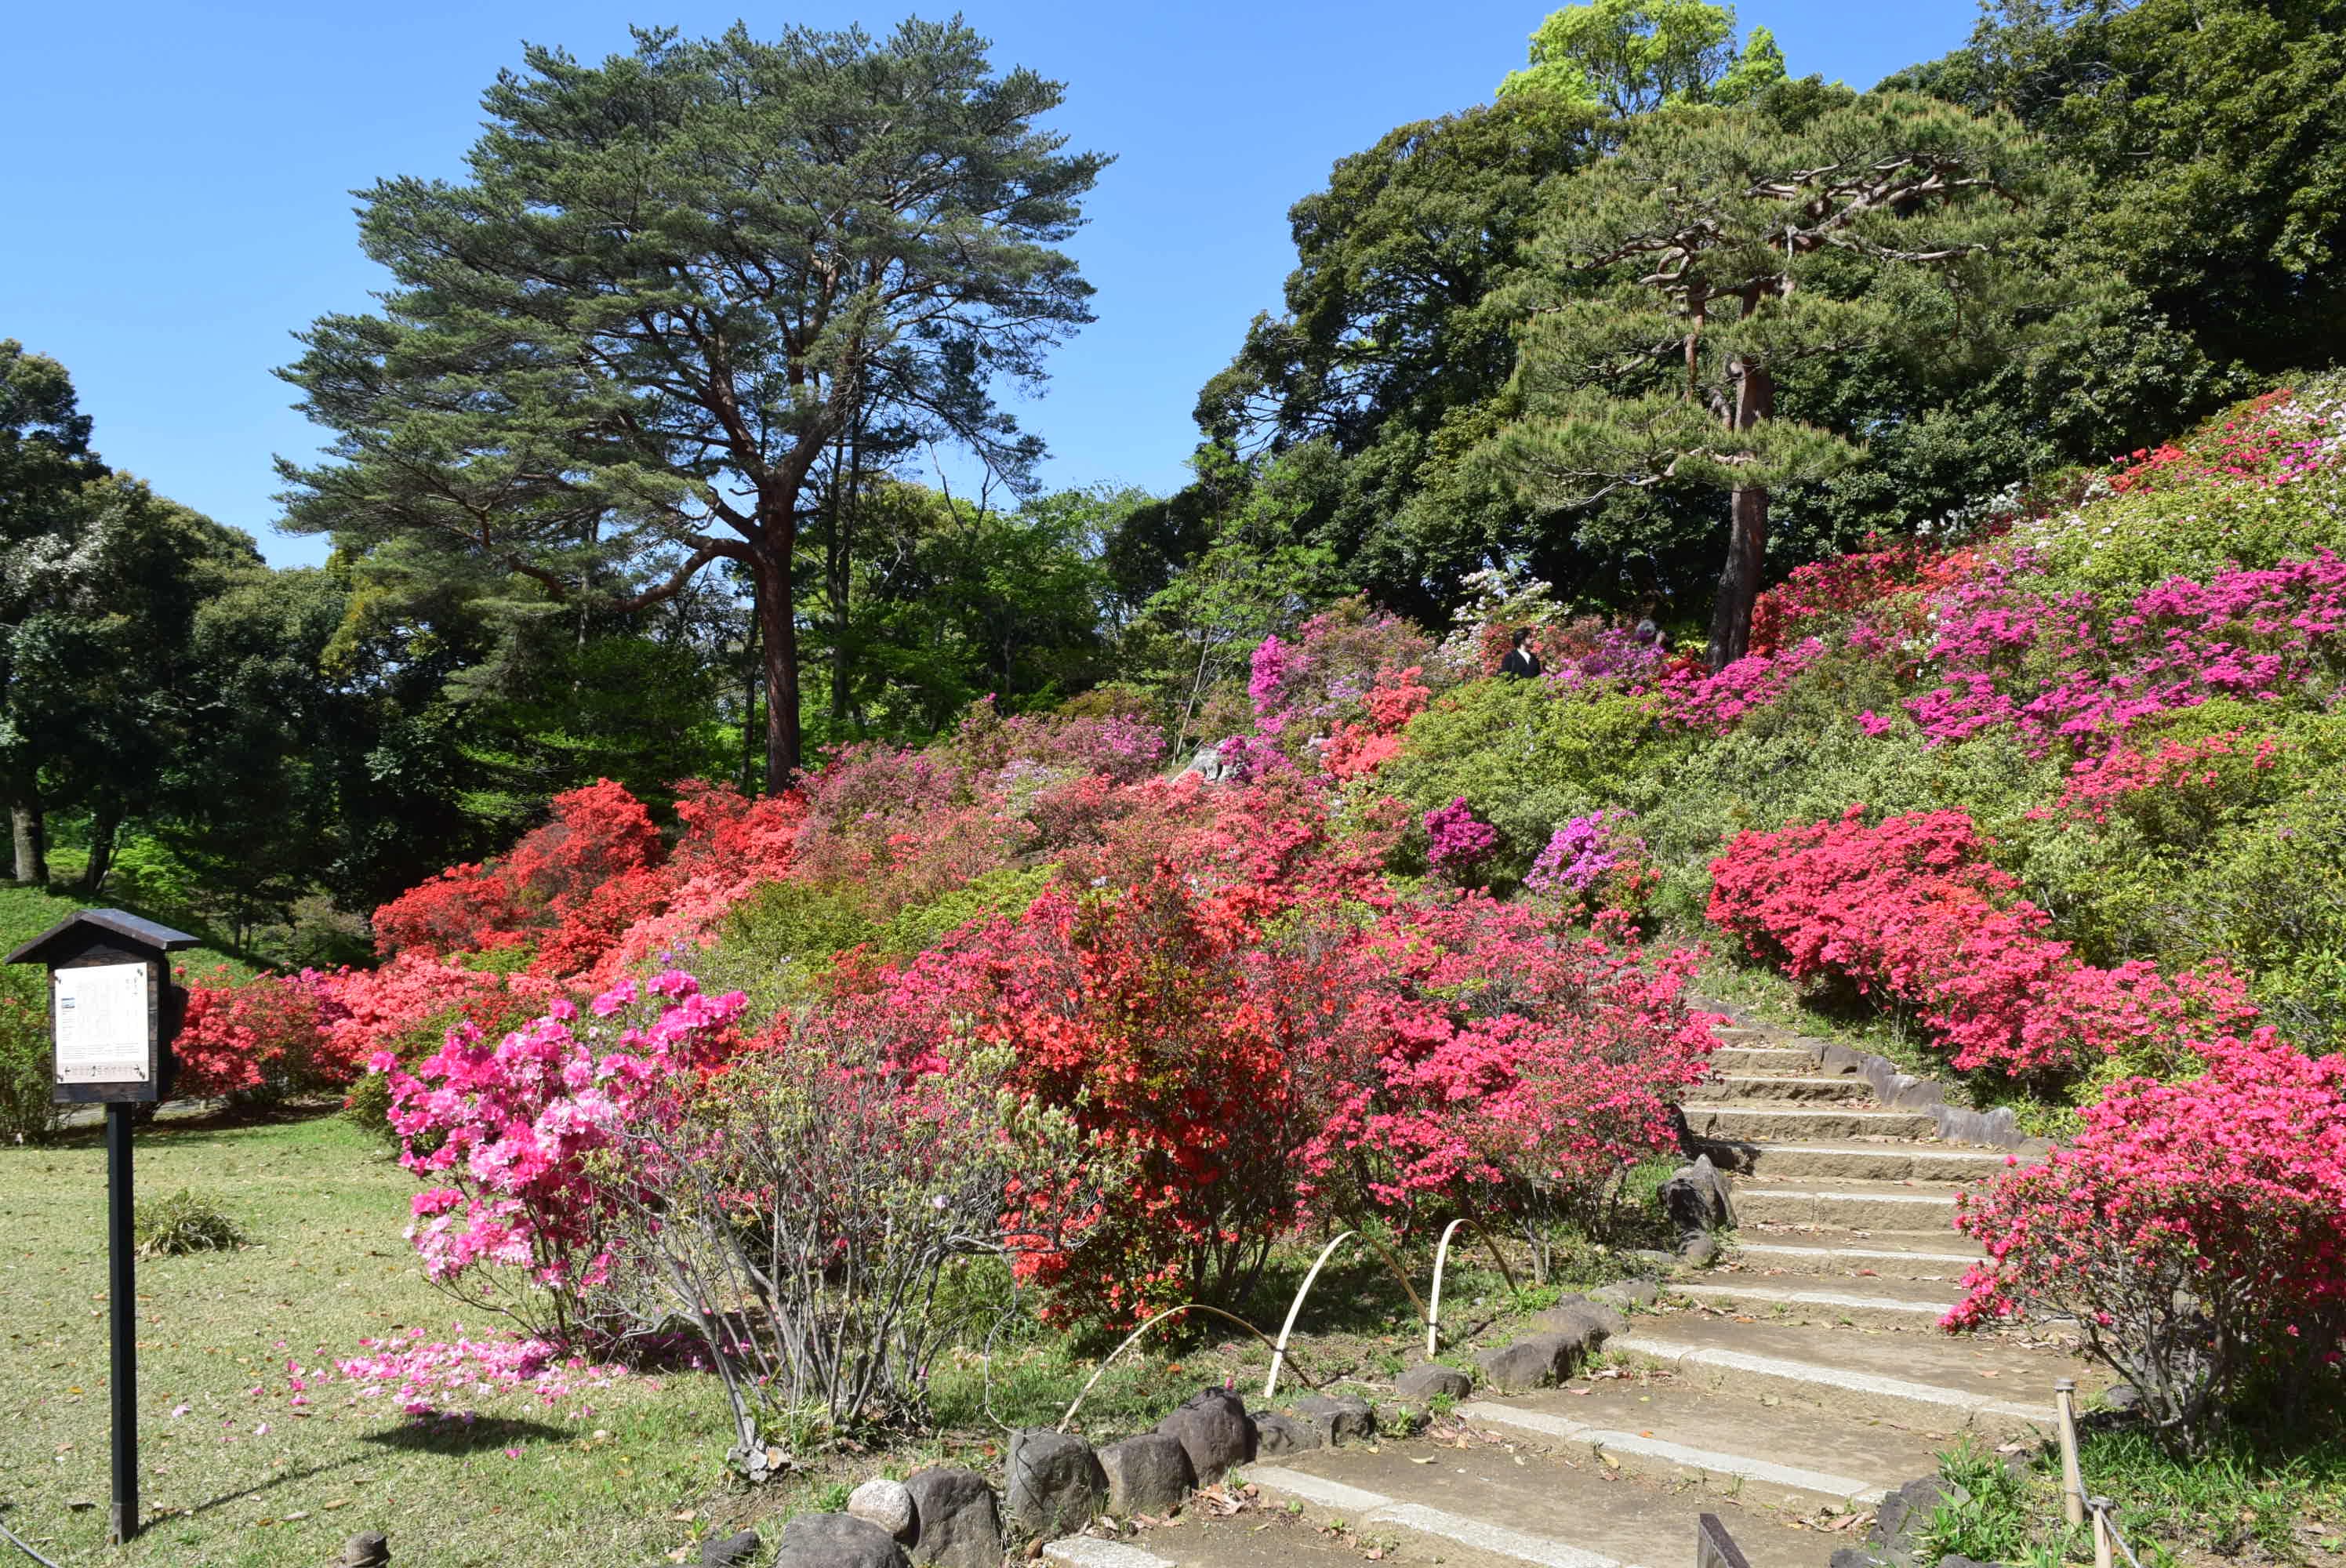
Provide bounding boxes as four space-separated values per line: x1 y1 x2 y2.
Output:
1053 1303 1298 1433
1263 1231 1356 1399
1425 1218 1521 1357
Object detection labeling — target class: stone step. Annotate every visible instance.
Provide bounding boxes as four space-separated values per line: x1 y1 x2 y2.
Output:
1454 1374 1948 1512
1683 1103 1943 1141
1728 1239 1986 1280
1607 1317 2077 1435
1239 1445 1788 1568
1047 1514 1518 1568
1669 1272 1962 1330
1705 1073 1877 1103
1732 1181 1959 1231
1706 1045 1822 1073
1696 1137 2019 1183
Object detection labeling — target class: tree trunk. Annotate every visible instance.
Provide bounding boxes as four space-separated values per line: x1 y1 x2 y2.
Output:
750 541 801 793
741 610 761 798
1705 360 1775 670
10 797 47 886
826 431 862 729
80 805 119 895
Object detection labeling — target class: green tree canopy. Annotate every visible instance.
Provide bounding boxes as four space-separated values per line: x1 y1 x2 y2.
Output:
0 340 106 881
278 19 1108 789
1499 0 1788 114
1488 92 2050 666
1886 0 2346 369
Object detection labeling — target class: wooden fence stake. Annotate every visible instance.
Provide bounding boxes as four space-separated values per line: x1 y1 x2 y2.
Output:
2055 1377 2086 1528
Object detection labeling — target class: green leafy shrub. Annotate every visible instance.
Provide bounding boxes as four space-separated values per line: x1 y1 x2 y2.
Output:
695 880 879 1021
0 964 64 1146
1384 682 1665 876
133 1188 249 1258
1627 712 2057 927
877 863 1059 957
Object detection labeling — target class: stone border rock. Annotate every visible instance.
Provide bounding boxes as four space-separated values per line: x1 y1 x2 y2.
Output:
746 1370 1433 1566
648 1281 1665 1566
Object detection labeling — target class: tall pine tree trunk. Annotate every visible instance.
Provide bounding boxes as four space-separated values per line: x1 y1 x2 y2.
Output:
750 538 801 793
741 610 761 797
1706 359 1774 670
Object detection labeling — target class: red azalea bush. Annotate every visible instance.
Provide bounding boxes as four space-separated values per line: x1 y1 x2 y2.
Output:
1291 898 1716 1254
174 968 335 1098
794 869 1314 1327
372 779 662 962
1709 808 2261 1079
775 867 1716 1329
1945 1033 2346 1430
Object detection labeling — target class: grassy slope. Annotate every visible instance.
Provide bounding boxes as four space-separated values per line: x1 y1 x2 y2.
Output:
0 883 252 980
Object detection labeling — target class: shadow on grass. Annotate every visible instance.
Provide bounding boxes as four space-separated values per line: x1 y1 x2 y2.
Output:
48 1096 347 1145
172 1454 371 1520
361 1414 572 1457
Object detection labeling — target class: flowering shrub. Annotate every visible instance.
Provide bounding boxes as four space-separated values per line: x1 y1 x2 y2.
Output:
798 871 1310 1327
1526 811 1659 935
1710 808 2262 1079
591 1038 1088 1457
371 971 746 1331
1237 599 1444 773
176 969 336 1098
1654 638 1828 733
1945 1034 2346 1432
1901 552 2346 757
1289 897 1716 1275
373 780 663 962
1422 797 1498 880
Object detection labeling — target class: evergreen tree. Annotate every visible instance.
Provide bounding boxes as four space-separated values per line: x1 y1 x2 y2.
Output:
1488 93 2047 666
0 340 106 882
1886 0 2346 370
278 20 1107 789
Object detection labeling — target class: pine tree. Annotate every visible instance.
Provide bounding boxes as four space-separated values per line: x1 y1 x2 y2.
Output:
278 20 1106 787
1488 93 2047 666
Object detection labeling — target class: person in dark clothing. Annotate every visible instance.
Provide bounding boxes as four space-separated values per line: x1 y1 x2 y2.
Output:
1499 626 1544 679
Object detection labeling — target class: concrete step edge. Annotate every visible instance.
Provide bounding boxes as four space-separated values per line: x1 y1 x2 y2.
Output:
1719 1141 2012 1161
1044 1540 1180 1568
1737 1185 1957 1204
1240 1465 1651 1568
1732 1241 1983 1265
1672 1281 1953 1319
1454 1401 1890 1507
1609 1334 2056 1428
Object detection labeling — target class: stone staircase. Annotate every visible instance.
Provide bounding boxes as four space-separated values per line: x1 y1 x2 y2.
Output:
1048 1004 2094 1568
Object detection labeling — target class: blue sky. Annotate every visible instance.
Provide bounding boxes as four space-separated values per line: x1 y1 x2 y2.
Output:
2 1 1977 568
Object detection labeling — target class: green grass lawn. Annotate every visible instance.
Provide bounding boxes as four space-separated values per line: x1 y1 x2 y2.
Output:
2 1112 1556 1568
0 1113 741 1568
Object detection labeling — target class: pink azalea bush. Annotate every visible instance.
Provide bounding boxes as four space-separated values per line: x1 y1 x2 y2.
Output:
1945 1033 2346 1432
1422 797 1499 880
371 970 746 1329
1709 808 2261 1080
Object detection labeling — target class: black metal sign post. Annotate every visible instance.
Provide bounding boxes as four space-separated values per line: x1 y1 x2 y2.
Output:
5 910 195 1547
105 1098 138 1545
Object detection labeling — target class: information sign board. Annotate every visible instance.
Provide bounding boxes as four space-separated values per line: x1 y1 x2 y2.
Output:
55 961 153 1085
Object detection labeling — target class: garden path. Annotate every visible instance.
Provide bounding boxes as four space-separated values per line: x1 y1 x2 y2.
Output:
1048 1004 2102 1568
